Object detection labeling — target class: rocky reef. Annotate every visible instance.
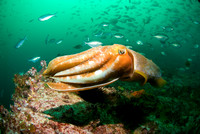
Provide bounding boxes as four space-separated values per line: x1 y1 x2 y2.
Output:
0 60 200 133
0 60 158 133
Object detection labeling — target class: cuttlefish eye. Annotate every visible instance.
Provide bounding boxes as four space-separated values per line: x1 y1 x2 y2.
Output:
118 49 126 55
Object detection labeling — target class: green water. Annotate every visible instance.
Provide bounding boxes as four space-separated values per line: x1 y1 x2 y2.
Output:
0 0 200 112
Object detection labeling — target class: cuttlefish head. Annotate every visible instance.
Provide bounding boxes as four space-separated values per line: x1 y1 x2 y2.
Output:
122 48 166 87
43 44 166 92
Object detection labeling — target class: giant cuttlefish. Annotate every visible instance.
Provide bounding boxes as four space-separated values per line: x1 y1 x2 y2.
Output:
43 44 166 92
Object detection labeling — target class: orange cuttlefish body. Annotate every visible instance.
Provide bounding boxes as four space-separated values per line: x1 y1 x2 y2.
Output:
43 44 166 92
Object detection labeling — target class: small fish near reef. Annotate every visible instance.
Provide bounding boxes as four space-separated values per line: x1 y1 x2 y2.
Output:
43 44 166 92
15 36 27 48
29 57 41 63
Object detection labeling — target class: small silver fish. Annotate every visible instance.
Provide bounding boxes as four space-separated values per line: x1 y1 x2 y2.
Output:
85 41 103 48
39 13 56 21
161 51 166 56
187 58 192 62
113 33 124 39
136 40 143 45
29 57 41 63
153 34 169 44
153 35 167 39
193 21 199 25
56 40 63 45
170 43 182 48
15 36 27 49
193 44 199 49
101 22 109 27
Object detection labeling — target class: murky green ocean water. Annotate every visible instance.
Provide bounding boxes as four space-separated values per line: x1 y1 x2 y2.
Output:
0 0 200 132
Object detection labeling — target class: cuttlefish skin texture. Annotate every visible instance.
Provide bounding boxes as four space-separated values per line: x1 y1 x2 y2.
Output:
43 44 166 92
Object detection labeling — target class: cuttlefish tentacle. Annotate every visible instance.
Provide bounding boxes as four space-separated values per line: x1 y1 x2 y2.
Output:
43 44 166 92
47 78 119 92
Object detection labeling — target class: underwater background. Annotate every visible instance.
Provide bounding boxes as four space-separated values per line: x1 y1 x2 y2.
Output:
0 0 200 133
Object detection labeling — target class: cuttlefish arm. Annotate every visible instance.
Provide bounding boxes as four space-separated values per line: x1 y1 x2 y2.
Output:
43 44 166 92
46 78 119 92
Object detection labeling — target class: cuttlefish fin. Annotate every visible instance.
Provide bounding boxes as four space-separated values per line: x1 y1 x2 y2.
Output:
149 77 167 88
46 78 119 92
134 70 166 87
134 70 148 86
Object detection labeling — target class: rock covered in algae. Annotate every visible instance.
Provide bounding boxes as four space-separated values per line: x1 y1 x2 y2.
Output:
0 62 129 133
0 60 158 133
